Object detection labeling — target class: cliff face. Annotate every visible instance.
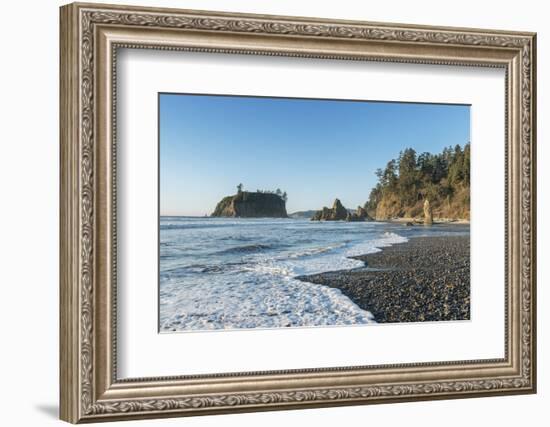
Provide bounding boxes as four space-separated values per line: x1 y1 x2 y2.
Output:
373 185 469 221
211 191 287 218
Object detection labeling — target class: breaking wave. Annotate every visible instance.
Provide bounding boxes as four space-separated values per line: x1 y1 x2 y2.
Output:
159 218 413 332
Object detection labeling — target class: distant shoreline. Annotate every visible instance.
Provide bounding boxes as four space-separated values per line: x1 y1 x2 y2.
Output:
296 235 470 323
160 215 470 225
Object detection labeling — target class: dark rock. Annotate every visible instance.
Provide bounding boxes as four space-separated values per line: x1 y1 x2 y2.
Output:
330 199 348 220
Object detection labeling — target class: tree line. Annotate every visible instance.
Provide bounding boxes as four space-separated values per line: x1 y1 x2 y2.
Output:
236 183 288 202
365 143 470 218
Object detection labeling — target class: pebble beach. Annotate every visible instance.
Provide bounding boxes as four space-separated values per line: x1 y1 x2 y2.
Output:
297 235 470 323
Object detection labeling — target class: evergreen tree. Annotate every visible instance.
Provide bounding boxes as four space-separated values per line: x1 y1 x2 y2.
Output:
397 148 418 205
463 143 471 183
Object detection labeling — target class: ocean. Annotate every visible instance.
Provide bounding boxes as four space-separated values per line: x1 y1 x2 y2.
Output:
159 217 469 332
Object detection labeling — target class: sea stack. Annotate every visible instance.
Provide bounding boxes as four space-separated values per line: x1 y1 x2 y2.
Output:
424 199 433 225
211 191 287 218
311 198 348 221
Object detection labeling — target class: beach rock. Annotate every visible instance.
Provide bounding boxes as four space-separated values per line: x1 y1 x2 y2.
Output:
211 191 287 218
424 199 433 225
405 221 414 226
311 198 349 221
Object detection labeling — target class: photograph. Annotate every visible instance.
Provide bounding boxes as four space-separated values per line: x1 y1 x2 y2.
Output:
159 93 471 332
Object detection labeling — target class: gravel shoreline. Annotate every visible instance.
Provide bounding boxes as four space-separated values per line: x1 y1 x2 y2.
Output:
296 235 470 323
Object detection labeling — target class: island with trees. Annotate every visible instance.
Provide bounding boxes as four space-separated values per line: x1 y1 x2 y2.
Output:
211 184 288 218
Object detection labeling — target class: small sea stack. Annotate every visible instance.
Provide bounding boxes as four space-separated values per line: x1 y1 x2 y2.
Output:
311 199 372 221
424 199 433 225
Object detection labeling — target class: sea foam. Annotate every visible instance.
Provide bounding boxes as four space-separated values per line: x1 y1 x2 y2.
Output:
160 218 408 332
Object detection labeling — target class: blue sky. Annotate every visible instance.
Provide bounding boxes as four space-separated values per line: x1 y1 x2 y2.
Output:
160 93 470 216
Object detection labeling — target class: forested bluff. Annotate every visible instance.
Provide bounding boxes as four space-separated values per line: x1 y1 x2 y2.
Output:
365 143 470 221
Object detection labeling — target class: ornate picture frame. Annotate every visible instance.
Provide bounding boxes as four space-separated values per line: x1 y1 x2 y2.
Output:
60 2 536 423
